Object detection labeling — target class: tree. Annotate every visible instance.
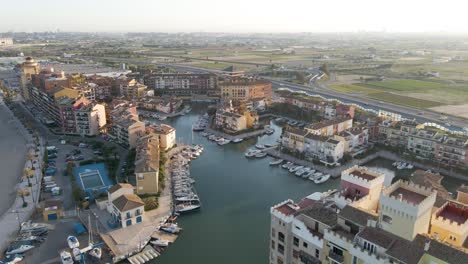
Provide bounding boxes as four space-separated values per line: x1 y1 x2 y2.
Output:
296 72 305 84
319 63 330 76
23 168 33 187
17 189 29 207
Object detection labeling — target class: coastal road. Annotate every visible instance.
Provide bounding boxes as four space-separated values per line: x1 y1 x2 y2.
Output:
156 63 468 131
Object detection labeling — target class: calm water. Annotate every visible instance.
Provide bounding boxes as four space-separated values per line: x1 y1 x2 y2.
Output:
149 104 464 264
150 104 338 264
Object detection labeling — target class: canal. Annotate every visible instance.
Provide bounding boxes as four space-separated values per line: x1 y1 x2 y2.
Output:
150 103 464 264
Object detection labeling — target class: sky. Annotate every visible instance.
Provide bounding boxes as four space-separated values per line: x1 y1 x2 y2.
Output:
1 0 468 33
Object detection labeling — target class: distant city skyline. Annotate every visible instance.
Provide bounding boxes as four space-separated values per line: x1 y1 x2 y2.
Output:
2 0 468 33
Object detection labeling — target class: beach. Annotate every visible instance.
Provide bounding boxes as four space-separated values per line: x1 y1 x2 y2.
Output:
0 103 27 216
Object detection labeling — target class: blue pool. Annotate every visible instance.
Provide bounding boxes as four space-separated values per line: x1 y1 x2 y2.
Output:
74 163 113 200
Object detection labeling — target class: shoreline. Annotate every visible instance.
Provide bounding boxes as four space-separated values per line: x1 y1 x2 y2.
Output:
0 100 28 216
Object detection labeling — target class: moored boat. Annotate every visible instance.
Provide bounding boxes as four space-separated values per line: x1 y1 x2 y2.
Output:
255 152 267 158
269 159 283 166
232 138 243 143
314 174 330 184
67 235 79 249
89 247 102 259
60 251 73 264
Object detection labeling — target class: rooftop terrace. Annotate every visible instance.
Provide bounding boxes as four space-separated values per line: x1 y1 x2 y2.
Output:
390 187 428 205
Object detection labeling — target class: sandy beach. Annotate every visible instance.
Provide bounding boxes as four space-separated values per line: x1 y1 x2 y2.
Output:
0 105 27 216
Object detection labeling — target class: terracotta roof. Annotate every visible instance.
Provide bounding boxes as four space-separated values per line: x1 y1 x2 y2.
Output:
390 187 427 205
385 236 425 264
274 202 298 216
411 170 452 205
339 205 377 227
349 169 377 181
306 117 351 130
112 194 144 212
300 202 338 227
414 235 468 264
108 183 134 194
357 227 400 249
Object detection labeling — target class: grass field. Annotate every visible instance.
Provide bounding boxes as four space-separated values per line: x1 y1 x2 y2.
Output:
329 79 468 109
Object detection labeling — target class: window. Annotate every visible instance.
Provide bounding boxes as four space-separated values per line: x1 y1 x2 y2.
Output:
315 249 320 258
382 215 392 224
278 244 284 255
272 228 276 238
271 240 275 250
278 232 285 243
293 237 299 246
352 256 357 264
303 242 308 248
126 212 131 218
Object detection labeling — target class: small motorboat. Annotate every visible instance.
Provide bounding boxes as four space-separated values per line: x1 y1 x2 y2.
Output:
160 223 182 234
314 174 330 184
6 244 34 255
2 253 24 264
217 139 231 146
255 152 267 158
289 166 304 173
269 159 283 166
282 162 294 169
72 247 82 261
89 247 102 259
175 203 201 213
20 221 50 232
232 138 243 143
67 235 79 249
255 144 266 149
151 239 170 247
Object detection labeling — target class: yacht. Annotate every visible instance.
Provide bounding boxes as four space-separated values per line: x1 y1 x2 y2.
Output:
245 149 260 158
6 244 35 255
289 165 304 173
269 159 283 166
255 152 267 158
218 139 231 146
176 195 200 203
314 174 330 184
175 203 201 213
282 162 294 169
20 221 49 232
67 235 79 249
160 223 182 234
255 144 266 149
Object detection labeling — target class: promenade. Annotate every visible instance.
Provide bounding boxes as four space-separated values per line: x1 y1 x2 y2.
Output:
0 96 45 255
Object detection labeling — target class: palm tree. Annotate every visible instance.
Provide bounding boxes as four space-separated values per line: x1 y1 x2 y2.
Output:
23 168 33 187
17 189 29 208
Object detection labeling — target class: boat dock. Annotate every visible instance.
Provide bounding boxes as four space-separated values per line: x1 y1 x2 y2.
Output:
127 245 159 264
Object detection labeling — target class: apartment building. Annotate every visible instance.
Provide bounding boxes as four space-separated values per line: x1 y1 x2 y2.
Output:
334 127 369 154
136 96 183 114
56 96 106 136
135 133 160 195
434 135 468 168
106 105 143 148
111 193 145 228
220 79 272 103
120 78 147 98
0 37 13 46
281 126 345 165
215 109 259 133
407 130 440 158
276 93 325 112
19 57 41 101
144 73 218 96
146 124 176 151
324 105 355 120
305 118 353 137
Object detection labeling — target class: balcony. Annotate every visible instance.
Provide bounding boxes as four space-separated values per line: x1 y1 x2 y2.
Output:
328 252 344 264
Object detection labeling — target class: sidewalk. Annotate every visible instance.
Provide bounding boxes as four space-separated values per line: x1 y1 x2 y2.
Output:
0 96 45 255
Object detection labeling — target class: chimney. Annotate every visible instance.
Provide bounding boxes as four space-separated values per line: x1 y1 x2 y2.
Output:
424 240 431 251
398 193 403 201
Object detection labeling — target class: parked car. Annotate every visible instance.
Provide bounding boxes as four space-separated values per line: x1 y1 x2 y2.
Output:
78 143 88 148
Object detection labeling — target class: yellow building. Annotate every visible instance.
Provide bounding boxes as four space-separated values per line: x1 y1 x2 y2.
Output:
135 133 160 195
457 185 468 204
429 201 467 248
20 57 41 100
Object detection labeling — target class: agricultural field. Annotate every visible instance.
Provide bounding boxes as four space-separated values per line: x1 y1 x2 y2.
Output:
329 79 468 110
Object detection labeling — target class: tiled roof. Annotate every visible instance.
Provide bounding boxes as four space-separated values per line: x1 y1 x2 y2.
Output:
357 227 400 249
108 183 134 194
338 205 377 227
300 202 338 227
385 236 425 264
414 235 468 264
112 194 144 212
306 117 351 130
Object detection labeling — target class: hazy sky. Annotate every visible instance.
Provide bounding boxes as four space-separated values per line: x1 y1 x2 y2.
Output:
2 0 467 33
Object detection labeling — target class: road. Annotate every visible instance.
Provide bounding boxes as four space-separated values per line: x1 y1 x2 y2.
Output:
156 63 467 132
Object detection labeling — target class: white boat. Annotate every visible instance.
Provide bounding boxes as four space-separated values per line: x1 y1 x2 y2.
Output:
218 139 231 145
295 168 306 176
160 223 182 234
60 251 73 264
176 203 201 213
269 159 283 166
89 247 102 259
2 253 23 264
314 174 330 184
406 163 414 169
20 221 49 232
232 138 243 143
6 244 35 255
245 150 260 158
72 247 82 261
289 166 304 173
151 239 169 247
255 144 266 149
176 195 200 202
282 162 294 169
255 152 267 158
201 132 209 137
67 235 80 249
397 163 406 170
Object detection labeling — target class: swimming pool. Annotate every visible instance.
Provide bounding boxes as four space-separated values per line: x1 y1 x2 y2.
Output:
74 163 114 199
